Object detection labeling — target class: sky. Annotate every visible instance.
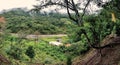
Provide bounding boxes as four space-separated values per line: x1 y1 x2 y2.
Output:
0 0 37 11
0 0 108 13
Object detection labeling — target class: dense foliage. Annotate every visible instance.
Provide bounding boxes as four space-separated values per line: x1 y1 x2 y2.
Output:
0 8 72 34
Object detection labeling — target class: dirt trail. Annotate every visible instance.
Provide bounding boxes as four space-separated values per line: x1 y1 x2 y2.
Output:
10 33 67 39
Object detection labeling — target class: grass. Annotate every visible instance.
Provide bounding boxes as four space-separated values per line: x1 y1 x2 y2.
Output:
41 36 69 43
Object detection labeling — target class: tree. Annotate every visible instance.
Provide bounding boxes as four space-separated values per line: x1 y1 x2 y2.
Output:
25 46 35 62
67 55 72 65
102 0 120 36
33 0 117 50
34 31 40 43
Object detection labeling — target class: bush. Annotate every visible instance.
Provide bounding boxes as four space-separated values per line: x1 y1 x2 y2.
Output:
25 46 35 59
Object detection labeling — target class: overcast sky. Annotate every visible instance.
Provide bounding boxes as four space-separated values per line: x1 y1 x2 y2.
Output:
0 0 37 11
0 0 108 13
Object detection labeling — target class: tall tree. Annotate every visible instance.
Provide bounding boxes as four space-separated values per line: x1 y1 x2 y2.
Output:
33 0 120 50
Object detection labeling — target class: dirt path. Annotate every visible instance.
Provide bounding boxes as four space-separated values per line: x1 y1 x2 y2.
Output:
10 33 67 39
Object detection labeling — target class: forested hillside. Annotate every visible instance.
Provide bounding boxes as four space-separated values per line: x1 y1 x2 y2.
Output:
0 8 75 34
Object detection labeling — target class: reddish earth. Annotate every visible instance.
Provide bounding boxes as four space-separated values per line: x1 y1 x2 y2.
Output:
73 36 120 65
0 16 6 23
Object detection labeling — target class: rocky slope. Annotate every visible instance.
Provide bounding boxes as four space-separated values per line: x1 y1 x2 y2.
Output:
73 36 120 65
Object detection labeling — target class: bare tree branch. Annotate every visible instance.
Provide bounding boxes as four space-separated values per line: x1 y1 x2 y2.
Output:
79 0 91 24
65 0 77 22
33 0 75 11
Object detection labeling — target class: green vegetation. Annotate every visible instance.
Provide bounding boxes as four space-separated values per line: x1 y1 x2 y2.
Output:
0 0 120 65
0 8 87 65
0 33 88 65
1 8 72 34
25 46 35 60
1 35 64 64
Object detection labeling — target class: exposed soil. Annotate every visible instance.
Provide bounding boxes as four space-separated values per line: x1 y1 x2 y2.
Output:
73 36 120 65
0 54 10 65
